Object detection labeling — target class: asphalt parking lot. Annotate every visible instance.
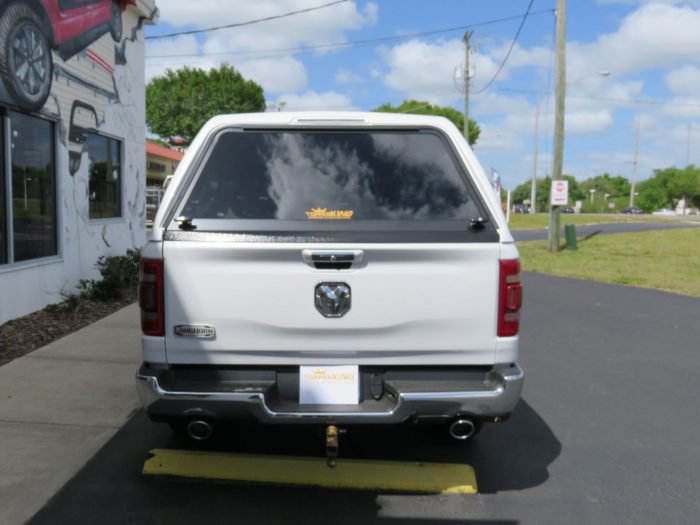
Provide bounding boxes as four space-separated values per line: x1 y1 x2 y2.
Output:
26 273 700 524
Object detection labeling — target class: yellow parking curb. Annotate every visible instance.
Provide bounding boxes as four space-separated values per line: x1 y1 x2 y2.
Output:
143 449 477 494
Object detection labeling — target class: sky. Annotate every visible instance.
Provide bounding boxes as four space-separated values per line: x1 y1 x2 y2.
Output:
144 0 700 191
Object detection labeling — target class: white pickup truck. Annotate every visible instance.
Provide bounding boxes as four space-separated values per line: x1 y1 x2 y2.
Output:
136 112 523 449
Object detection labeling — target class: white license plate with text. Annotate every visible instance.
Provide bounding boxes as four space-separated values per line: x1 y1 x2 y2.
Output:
299 365 359 405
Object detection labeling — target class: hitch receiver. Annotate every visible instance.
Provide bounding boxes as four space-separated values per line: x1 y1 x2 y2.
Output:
326 425 339 468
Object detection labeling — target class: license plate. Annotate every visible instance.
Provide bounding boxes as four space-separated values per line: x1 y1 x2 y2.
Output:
299 365 359 405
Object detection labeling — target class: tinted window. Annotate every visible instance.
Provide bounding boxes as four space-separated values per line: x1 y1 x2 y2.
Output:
10 111 57 262
87 133 121 219
182 131 481 221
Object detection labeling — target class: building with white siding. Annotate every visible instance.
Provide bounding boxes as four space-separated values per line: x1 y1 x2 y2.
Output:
0 0 158 324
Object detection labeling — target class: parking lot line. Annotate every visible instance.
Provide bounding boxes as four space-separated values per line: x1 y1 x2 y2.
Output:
143 449 477 494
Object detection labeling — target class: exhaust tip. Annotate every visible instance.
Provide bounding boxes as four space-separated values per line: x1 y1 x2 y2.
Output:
449 418 476 440
187 419 213 441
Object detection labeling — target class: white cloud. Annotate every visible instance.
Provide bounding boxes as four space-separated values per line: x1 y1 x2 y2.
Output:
659 97 700 119
335 68 363 85
378 39 500 105
472 91 531 117
147 1 377 94
379 39 461 104
156 1 376 52
473 116 528 155
274 90 355 111
568 3 700 78
145 35 200 81
480 41 550 73
237 57 308 94
362 2 379 25
565 110 614 135
666 66 700 97
597 0 700 5
469 2 700 186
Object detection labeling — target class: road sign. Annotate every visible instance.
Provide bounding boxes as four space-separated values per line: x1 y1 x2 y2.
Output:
551 180 569 206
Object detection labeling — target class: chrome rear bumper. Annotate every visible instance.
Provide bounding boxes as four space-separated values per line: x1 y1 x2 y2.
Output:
135 363 524 424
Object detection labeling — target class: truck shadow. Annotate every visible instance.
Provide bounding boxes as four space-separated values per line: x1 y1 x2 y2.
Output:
459 400 561 494
28 403 557 524
171 398 560 495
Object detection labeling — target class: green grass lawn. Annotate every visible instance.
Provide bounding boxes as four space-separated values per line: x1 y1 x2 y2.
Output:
517 228 700 298
508 213 693 231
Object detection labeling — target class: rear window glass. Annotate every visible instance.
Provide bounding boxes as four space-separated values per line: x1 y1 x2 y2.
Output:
181 131 482 221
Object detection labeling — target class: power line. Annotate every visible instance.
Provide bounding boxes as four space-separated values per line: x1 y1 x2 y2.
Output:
146 0 349 40
472 0 536 94
145 8 555 61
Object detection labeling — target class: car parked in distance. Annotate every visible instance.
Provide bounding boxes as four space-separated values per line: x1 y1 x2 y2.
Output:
652 208 677 216
561 207 575 214
620 206 644 214
513 204 529 214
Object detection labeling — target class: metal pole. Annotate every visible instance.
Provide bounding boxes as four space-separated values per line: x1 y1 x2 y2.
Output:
530 94 540 213
686 123 691 166
548 0 567 253
630 118 640 208
463 31 473 143
506 189 512 223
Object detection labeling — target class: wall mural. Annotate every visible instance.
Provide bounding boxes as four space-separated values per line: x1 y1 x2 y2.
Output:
1 0 156 248
0 0 157 324
0 1 127 109
0 0 156 172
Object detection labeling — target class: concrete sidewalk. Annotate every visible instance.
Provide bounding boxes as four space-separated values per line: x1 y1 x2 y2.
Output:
0 304 141 525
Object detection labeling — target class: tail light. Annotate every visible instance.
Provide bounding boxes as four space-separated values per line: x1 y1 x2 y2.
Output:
139 259 164 336
498 259 523 337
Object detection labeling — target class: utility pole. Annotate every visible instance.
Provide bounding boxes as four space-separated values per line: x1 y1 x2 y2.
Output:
686 123 692 166
548 0 567 253
530 94 541 214
629 118 640 208
463 30 473 143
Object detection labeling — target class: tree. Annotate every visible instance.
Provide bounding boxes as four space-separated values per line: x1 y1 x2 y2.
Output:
636 165 700 212
670 165 700 211
579 173 630 198
146 64 266 144
635 172 669 212
373 100 481 145
511 179 532 204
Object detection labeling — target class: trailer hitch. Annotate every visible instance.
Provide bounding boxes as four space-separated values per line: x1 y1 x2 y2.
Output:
325 425 339 468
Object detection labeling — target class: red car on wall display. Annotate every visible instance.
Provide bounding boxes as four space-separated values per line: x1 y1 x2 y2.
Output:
0 0 132 111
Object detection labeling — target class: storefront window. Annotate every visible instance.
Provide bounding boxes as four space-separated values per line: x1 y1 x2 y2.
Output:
87 133 121 219
10 111 57 263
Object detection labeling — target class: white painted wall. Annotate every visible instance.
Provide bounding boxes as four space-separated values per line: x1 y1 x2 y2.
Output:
0 1 158 324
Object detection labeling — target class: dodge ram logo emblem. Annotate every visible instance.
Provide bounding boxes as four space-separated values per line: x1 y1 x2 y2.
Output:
315 283 351 318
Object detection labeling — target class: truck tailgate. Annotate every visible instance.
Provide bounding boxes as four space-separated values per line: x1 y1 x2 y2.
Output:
163 241 499 365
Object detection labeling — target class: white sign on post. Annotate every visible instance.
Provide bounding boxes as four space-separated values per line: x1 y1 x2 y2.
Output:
551 180 569 206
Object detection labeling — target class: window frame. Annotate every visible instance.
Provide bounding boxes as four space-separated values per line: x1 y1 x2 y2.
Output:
165 127 496 241
0 109 6 265
0 108 62 271
86 131 124 222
